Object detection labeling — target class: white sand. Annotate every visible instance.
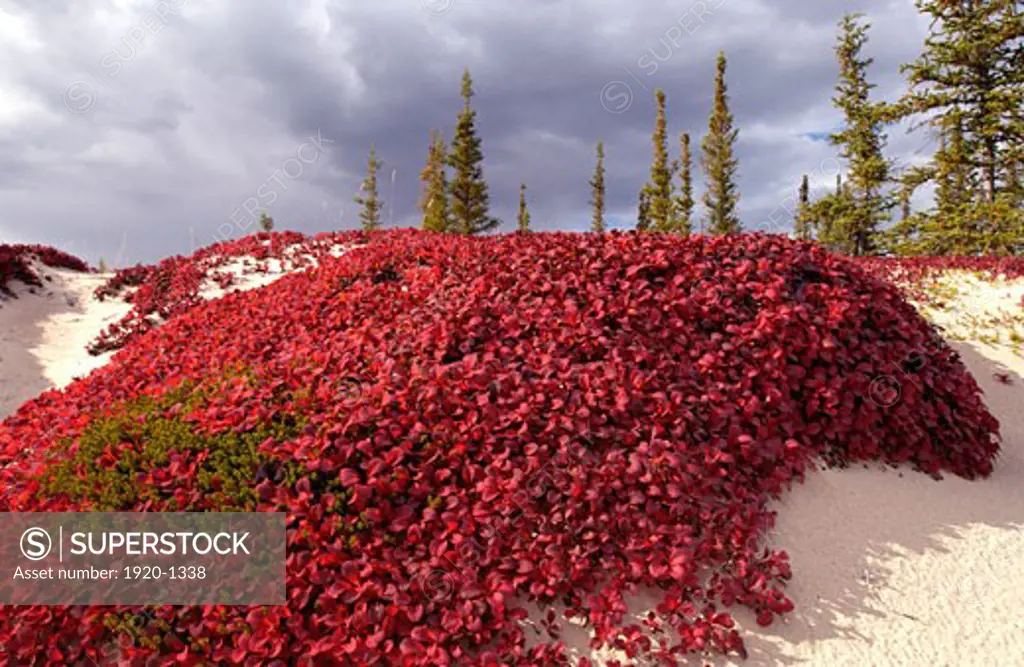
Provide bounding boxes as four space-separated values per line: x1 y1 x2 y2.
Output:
195 256 296 300
1 257 1022 665
707 340 1024 666
195 244 361 300
906 271 1024 350
0 262 131 419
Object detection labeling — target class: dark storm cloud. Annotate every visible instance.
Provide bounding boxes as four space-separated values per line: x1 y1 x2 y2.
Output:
0 0 931 263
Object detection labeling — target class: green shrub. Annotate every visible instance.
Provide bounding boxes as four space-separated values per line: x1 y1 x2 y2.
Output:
39 376 307 511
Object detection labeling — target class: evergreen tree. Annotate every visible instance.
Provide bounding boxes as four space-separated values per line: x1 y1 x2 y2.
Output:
891 0 1023 255
810 180 859 253
701 51 742 235
882 164 931 256
259 212 274 232
419 129 450 232
829 13 889 256
517 183 531 232
794 174 812 240
898 0 1022 205
448 68 498 235
887 121 1019 255
353 145 383 232
882 214 925 256
935 123 976 216
668 132 694 234
1007 159 1021 207
589 141 606 233
924 122 989 253
1007 163 1024 257
637 187 651 232
644 89 676 231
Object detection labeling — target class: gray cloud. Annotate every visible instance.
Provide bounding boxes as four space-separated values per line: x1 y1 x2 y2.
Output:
0 0 933 264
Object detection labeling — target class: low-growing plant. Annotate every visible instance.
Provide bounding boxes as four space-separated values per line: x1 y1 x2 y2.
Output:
88 230 367 353
38 378 307 511
0 230 1003 665
0 244 91 298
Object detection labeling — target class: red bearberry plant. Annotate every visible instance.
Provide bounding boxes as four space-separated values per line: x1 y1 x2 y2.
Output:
0 231 1001 665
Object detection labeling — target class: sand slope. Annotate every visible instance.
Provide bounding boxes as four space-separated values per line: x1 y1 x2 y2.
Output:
908 272 1024 351
711 341 1024 667
0 263 130 419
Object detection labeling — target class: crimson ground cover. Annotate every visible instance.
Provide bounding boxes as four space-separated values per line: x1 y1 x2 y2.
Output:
0 244 91 299
88 230 367 354
0 231 1002 665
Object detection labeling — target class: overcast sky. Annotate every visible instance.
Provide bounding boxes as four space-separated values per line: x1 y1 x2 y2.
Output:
0 0 939 265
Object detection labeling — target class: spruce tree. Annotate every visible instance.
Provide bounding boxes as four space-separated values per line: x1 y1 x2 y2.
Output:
644 89 676 231
810 180 859 253
882 164 932 256
927 122 985 253
448 68 498 235
935 124 976 216
701 51 742 235
1007 159 1023 213
1007 160 1021 202
898 0 1022 205
353 145 383 232
669 132 694 234
829 13 889 256
887 120 1007 255
589 141 606 233
637 187 651 232
517 183 531 233
794 174 811 240
420 129 450 232
891 0 1023 255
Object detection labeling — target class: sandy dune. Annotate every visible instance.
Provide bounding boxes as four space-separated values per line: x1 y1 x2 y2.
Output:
908 272 1024 350
0 260 1022 666
711 341 1024 667
0 263 130 419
